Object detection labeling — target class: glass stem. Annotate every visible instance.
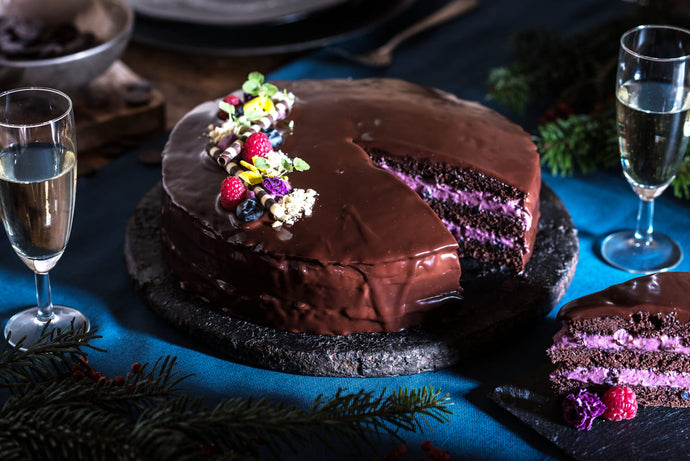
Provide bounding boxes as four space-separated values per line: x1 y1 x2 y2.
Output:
633 197 655 246
35 271 54 322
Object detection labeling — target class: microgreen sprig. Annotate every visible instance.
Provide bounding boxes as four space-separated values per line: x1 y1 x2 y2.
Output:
242 71 278 99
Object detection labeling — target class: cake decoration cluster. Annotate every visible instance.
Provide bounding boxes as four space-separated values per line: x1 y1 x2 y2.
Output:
206 72 317 227
562 385 638 430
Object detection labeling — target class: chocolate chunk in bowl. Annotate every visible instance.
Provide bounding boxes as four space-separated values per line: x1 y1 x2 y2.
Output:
0 0 133 92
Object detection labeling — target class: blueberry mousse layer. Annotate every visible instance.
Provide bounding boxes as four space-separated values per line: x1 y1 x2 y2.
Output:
548 272 690 407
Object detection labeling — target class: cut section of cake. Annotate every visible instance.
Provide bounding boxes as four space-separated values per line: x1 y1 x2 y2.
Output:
367 149 536 273
548 272 690 407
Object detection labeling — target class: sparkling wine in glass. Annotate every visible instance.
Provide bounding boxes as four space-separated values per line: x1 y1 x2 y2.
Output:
601 25 690 274
0 87 89 348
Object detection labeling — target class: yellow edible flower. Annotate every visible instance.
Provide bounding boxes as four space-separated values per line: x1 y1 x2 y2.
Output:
240 160 259 173
243 96 275 120
238 170 263 186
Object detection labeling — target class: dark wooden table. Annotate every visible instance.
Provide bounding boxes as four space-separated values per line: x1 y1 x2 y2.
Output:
75 42 298 173
122 42 298 129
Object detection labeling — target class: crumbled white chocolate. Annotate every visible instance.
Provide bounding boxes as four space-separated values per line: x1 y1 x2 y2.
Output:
207 119 236 143
263 150 292 175
274 90 296 106
272 188 318 227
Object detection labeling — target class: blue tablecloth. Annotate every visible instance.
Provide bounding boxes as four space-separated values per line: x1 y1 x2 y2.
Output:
2 0 687 459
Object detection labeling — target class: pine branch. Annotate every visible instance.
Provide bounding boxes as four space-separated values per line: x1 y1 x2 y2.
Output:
536 103 618 177
672 156 690 200
486 66 531 113
487 4 690 200
0 328 454 460
0 323 103 390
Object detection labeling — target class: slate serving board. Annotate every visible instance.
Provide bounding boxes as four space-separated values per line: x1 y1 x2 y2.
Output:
490 365 690 460
124 182 578 377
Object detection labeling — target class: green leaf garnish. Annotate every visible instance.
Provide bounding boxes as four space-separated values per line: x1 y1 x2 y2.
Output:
293 158 310 171
243 71 279 100
242 80 260 95
248 71 264 84
218 100 235 116
243 105 265 121
261 83 278 98
281 158 294 173
254 157 270 170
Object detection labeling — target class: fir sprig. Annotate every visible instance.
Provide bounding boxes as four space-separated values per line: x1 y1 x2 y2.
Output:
486 3 690 199
0 322 102 390
536 102 619 176
0 327 454 460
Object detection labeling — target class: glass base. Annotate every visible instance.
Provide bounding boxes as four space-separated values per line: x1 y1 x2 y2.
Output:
4 305 90 349
600 229 683 274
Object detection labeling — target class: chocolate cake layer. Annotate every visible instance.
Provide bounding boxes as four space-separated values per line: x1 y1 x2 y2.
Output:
161 78 541 334
549 273 690 407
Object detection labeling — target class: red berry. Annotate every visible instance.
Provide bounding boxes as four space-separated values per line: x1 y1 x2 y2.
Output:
602 386 638 421
220 176 247 210
218 94 242 120
224 94 241 106
242 132 272 163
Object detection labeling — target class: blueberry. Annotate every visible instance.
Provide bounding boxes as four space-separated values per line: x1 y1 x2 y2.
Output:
235 106 244 117
682 391 690 401
262 128 283 148
236 198 264 222
421 187 433 200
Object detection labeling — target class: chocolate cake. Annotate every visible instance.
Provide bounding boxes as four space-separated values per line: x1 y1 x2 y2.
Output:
161 78 541 335
548 272 690 407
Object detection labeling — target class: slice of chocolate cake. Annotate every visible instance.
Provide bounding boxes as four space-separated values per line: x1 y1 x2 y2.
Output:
548 272 690 407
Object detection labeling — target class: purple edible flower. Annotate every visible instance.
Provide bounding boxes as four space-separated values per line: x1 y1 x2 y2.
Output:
263 177 291 197
562 389 605 430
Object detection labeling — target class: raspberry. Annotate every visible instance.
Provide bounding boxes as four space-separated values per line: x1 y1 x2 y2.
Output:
218 94 242 120
220 176 247 211
602 386 638 421
242 132 273 163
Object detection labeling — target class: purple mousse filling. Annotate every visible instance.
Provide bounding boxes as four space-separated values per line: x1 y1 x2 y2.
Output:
550 327 690 354
375 161 531 226
443 220 515 248
374 161 529 248
555 366 690 388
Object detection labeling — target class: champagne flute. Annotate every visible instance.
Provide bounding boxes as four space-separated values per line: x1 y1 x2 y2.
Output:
0 87 89 348
601 25 690 274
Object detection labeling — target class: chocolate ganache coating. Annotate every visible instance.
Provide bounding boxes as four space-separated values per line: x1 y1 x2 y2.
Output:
161 78 540 335
557 272 690 323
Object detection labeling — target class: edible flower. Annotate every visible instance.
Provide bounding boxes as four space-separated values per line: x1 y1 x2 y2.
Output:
263 177 291 197
562 389 606 430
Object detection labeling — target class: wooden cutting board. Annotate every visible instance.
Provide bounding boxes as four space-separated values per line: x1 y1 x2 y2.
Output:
73 60 166 173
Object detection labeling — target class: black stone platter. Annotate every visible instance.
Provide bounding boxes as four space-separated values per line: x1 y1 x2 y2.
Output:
124 182 578 377
490 365 690 460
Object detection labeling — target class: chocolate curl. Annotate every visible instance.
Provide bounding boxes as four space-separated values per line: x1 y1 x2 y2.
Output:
207 142 241 167
223 161 284 219
253 185 285 219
